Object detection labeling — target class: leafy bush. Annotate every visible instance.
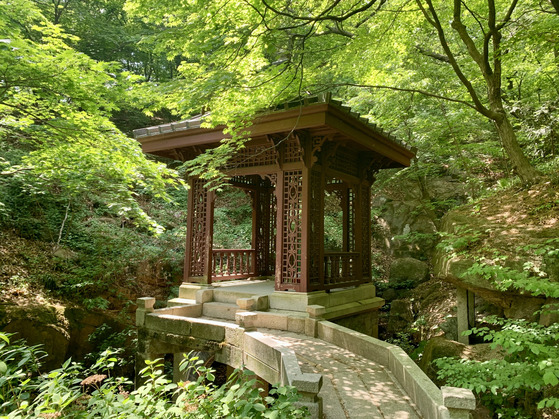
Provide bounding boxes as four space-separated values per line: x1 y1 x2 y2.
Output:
0 333 309 418
434 236 559 418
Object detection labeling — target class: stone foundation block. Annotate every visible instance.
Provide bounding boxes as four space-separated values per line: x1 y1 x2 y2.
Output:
179 283 213 300
305 318 319 337
145 314 191 335
190 319 225 342
224 325 244 347
236 298 256 311
136 297 155 327
307 305 326 319
257 312 288 330
287 316 305 334
236 312 258 330
244 333 282 372
196 289 214 304
442 386 476 419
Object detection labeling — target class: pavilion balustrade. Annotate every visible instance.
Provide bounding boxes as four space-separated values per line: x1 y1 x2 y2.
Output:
211 249 256 281
323 252 365 288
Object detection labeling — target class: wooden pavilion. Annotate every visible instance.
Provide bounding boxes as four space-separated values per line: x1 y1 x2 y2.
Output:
134 95 415 294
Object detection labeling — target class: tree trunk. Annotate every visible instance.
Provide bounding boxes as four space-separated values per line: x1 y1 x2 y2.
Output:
493 113 540 184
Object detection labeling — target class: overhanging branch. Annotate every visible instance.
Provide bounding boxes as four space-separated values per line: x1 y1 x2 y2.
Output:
319 82 479 110
261 0 380 23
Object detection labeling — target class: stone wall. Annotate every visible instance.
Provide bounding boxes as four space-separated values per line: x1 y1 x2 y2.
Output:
0 303 126 371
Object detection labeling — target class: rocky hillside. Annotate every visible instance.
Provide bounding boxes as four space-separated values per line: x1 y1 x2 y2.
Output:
434 181 559 322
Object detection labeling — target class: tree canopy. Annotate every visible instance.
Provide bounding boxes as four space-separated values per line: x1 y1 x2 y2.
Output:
124 0 559 183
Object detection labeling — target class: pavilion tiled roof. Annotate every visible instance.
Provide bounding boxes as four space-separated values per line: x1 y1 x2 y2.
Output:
132 94 413 153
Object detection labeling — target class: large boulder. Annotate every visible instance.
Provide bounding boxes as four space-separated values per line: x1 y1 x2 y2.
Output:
372 175 468 260
386 299 414 334
433 182 559 322
0 304 70 371
0 303 124 371
389 257 430 287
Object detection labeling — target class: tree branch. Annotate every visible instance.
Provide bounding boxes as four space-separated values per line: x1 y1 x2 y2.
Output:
451 0 486 70
261 0 380 23
415 45 450 63
319 82 479 110
321 23 355 38
416 0 497 119
496 0 519 30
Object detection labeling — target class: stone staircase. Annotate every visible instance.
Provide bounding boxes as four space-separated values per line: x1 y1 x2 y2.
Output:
167 282 271 322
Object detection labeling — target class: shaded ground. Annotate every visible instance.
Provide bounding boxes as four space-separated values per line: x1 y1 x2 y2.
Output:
260 328 422 419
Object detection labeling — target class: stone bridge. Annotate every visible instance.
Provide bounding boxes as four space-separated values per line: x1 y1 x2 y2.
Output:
136 280 475 419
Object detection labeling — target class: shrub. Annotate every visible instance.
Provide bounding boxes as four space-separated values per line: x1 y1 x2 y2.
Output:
0 333 309 418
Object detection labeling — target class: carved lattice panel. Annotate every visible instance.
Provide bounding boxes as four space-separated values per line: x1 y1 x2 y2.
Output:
361 184 371 279
309 168 322 285
229 175 260 188
283 135 303 163
331 146 359 177
348 188 356 252
189 178 209 277
280 170 303 286
255 179 277 276
223 143 278 169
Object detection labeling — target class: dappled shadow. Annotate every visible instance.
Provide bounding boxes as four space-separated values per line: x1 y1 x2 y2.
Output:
259 329 421 418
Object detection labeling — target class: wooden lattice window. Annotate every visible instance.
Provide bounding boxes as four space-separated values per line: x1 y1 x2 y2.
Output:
189 178 210 277
280 170 303 285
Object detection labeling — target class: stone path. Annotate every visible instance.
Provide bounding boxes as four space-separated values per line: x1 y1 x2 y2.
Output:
258 328 422 419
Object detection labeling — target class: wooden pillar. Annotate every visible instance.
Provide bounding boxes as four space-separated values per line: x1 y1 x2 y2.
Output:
360 183 372 281
254 178 276 276
354 184 364 280
341 186 349 252
300 165 311 292
184 177 215 284
308 165 324 290
275 168 305 291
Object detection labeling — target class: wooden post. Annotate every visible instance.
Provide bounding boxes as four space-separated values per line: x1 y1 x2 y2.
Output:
275 171 285 291
354 183 364 281
184 177 214 284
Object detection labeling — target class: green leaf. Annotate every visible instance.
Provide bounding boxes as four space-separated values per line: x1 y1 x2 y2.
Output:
0 361 7 375
253 403 266 412
543 371 559 386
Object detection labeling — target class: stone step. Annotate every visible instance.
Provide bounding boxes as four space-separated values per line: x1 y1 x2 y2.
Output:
212 289 258 305
167 298 196 307
202 302 240 320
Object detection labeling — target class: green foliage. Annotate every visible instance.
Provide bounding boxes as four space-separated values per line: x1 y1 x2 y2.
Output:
121 0 559 183
0 333 45 414
0 333 308 418
213 188 253 249
434 233 559 417
437 228 485 256
0 0 180 233
435 317 559 417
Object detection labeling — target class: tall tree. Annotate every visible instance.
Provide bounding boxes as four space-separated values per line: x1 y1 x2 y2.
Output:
413 0 540 182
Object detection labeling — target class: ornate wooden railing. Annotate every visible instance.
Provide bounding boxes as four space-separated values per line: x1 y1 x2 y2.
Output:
323 252 361 287
212 249 256 281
